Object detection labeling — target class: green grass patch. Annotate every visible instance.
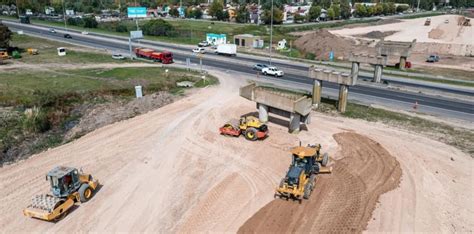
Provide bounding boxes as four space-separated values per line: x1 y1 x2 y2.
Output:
9 34 127 64
318 100 473 155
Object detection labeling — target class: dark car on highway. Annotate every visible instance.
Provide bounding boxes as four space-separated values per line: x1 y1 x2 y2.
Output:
64 34 72 39
253 64 268 71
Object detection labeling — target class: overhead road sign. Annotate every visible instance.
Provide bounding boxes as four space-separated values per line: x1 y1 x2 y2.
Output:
128 7 147 18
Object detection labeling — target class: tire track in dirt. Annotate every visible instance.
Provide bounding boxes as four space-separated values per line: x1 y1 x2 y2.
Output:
238 132 402 233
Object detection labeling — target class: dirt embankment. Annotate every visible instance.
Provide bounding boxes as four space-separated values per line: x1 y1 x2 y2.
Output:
294 29 376 60
238 132 402 233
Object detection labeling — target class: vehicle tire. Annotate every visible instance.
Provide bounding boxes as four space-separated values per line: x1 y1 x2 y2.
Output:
303 183 312 199
244 128 258 141
322 153 329 167
263 72 267 76
79 183 93 203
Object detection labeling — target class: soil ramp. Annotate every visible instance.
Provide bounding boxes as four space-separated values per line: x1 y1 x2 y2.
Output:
238 132 402 233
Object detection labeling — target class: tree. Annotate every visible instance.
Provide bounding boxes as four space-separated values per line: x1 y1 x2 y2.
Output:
294 13 306 23
366 5 375 16
320 0 332 9
327 7 335 20
169 7 179 17
374 3 383 15
381 3 389 15
354 4 367 17
221 10 230 21
387 2 396 14
308 5 322 22
340 0 351 19
396 5 409 12
115 24 128 32
262 8 284 24
235 6 250 23
142 19 174 36
331 4 341 19
194 8 203 19
209 0 224 19
0 23 12 48
185 7 195 18
83 17 98 28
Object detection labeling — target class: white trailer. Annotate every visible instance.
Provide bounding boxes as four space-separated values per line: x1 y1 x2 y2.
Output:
215 44 237 56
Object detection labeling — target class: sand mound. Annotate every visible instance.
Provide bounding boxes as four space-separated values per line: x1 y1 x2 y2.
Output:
238 132 402 233
294 29 376 60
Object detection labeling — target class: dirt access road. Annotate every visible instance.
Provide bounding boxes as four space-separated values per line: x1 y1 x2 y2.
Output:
0 70 472 232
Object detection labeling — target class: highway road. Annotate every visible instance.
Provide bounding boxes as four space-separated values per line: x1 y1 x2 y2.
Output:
4 21 474 121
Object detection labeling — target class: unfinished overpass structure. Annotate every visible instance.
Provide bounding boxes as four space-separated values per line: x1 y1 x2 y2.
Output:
240 84 312 133
378 39 416 71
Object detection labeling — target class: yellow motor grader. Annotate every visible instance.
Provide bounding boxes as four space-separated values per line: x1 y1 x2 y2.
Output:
23 166 99 221
275 144 332 203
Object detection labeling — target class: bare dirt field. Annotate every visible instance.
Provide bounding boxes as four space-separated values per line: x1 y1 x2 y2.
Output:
328 14 474 71
0 71 472 232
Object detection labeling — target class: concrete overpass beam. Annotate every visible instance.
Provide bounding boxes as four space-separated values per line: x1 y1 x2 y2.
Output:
399 56 407 70
338 85 348 113
351 62 360 81
312 80 322 108
258 103 269 123
289 113 301 133
373 65 383 83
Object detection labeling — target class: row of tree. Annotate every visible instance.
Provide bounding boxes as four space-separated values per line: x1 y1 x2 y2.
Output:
3 0 473 15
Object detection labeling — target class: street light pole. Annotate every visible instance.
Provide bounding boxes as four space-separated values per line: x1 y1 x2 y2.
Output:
269 0 273 66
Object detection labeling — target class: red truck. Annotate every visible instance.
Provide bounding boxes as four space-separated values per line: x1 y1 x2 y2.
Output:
134 48 173 64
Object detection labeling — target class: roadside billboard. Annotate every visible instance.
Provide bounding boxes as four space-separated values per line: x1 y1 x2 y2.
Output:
127 7 147 18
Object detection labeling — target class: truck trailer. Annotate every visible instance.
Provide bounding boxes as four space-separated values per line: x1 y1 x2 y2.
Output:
134 47 173 64
215 44 237 56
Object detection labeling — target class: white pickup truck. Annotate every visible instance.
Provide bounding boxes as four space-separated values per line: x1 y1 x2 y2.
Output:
262 66 284 77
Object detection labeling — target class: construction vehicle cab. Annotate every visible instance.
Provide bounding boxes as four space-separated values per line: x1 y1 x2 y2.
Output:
275 144 331 203
24 166 99 221
47 167 83 198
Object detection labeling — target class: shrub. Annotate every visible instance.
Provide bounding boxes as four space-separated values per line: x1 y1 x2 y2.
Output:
142 19 174 36
22 107 50 133
115 24 128 32
83 17 98 28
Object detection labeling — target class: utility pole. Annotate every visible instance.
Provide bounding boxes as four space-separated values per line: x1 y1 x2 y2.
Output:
416 0 420 12
269 0 274 66
257 0 260 25
62 0 67 31
15 0 20 18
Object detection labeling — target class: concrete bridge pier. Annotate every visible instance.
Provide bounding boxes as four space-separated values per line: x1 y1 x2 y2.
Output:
351 62 360 80
289 113 301 133
312 80 322 108
258 103 269 123
399 56 407 70
373 65 383 83
338 85 349 113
